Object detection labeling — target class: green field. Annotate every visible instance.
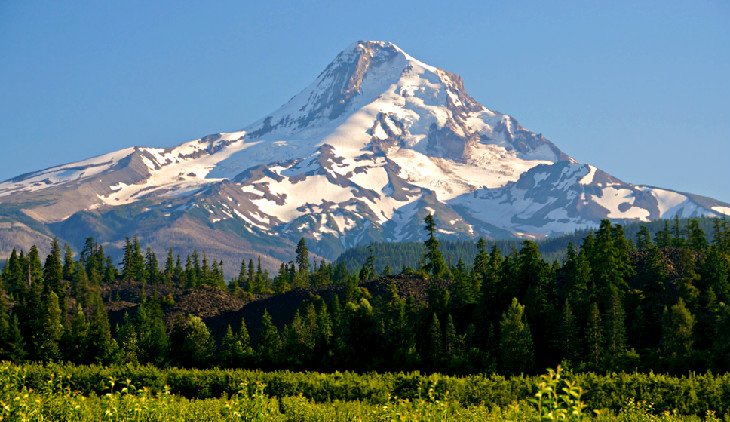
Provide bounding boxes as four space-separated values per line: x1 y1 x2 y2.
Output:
1 362 728 421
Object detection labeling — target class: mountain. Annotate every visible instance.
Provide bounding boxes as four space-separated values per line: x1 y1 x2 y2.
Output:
1 41 728 273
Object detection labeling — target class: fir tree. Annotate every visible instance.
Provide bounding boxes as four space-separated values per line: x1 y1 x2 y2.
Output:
498 298 534 375
586 302 603 370
423 214 449 279
427 312 442 369
258 310 281 367
295 238 310 275
37 290 63 361
662 298 695 364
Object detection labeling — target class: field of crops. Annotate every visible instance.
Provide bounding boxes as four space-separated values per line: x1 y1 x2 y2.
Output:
1 362 729 421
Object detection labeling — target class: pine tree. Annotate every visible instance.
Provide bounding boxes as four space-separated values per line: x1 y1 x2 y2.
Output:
4 315 26 361
315 303 333 364
255 257 266 292
62 304 89 362
37 290 63 361
560 300 579 364
258 310 281 367
27 245 44 287
247 259 255 289
563 243 591 323
116 314 140 365
237 318 254 364
498 298 534 375
636 226 653 251
220 325 244 368
132 237 146 282
3 249 22 294
427 312 442 369
586 302 603 370
43 239 64 301
473 237 489 283
359 245 376 282
122 238 133 281
87 292 118 364
72 263 90 307
295 238 310 275
443 313 459 358
164 249 175 285
604 287 627 366
423 214 449 279
662 298 695 366
104 256 118 284
136 299 169 366
63 244 77 279
145 248 159 285
656 221 672 249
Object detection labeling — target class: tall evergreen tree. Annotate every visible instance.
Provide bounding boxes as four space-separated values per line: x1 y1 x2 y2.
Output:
258 310 281 367
498 298 534 374
586 302 604 370
662 298 695 366
423 214 449 279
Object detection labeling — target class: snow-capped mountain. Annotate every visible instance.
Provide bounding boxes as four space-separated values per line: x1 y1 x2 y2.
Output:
1 41 728 270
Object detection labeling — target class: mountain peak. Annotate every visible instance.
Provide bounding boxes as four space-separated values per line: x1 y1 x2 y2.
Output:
3 42 728 270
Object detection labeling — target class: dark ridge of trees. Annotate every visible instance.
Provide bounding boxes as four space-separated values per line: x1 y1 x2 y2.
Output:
335 217 724 273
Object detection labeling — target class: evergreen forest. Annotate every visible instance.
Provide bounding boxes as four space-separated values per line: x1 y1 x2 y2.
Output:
1 216 729 378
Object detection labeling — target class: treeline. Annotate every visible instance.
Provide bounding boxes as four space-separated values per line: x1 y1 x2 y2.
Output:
335 217 723 274
1 216 730 377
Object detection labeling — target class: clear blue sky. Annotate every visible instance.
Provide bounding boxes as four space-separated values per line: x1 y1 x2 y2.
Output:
1 1 728 202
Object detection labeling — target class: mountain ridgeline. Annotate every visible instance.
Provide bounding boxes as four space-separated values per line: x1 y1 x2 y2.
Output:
1 216 730 376
0 41 728 275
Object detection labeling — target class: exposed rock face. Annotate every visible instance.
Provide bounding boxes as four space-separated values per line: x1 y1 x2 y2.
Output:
1 40 728 273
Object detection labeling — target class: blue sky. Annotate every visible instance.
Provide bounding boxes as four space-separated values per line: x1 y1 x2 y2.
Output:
1 1 728 202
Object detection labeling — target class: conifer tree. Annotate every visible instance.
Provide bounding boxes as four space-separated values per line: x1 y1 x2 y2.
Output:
473 237 489 283
359 245 376 282
164 249 175 285
586 302 604 370
560 300 579 364
43 239 64 298
295 238 310 275
3 315 26 361
662 298 695 364
87 292 118 364
144 248 159 285
444 313 459 357
220 325 244 368
63 304 89 362
136 298 169 366
237 318 254 364
498 298 534 374
423 214 449 279
656 221 672 249
247 259 255 288
115 312 140 365
258 310 281 367
427 312 442 369
37 290 63 361
604 287 627 363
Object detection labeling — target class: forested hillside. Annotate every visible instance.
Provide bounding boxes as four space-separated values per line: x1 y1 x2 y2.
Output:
1 216 730 377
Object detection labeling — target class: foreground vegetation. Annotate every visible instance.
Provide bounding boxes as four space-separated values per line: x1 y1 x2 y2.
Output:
1 361 728 421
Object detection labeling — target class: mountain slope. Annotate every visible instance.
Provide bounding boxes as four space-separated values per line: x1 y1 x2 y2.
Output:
1 41 727 270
